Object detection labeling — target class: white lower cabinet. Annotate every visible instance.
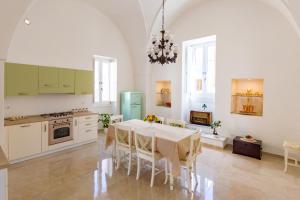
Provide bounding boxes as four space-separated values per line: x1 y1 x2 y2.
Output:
74 115 98 143
8 122 42 161
78 127 98 142
41 121 49 152
5 114 98 162
2 127 8 158
73 117 79 143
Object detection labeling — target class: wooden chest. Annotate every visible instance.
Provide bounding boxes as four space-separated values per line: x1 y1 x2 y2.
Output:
233 136 262 160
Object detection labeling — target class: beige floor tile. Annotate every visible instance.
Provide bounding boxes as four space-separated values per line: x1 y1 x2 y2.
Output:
7 135 300 200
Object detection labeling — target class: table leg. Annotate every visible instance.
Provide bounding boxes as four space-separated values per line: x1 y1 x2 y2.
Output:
169 162 174 191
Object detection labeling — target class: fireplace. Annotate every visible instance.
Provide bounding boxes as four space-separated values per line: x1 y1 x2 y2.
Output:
190 111 212 126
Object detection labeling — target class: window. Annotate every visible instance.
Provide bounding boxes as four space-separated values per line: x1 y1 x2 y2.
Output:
186 37 216 95
182 35 216 120
94 56 117 104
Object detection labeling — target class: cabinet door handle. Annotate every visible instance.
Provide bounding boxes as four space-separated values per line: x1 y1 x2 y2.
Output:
63 84 71 88
85 123 91 126
20 124 31 128
44 84 53 87
44 124 47 132
85 117 92 120
18 92 28 96
75 119 78 126
86 129 91 133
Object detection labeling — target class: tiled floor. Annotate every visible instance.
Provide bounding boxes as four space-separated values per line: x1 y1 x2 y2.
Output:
7 135 300 200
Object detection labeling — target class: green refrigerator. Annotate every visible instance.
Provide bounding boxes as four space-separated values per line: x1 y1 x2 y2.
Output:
121 91 143 121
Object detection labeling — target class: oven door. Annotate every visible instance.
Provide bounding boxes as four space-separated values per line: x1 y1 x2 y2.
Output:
49 123 73 145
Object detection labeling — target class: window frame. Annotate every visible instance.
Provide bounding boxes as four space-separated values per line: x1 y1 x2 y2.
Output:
190 41 216 94
183 36 216 96
93 55 118 105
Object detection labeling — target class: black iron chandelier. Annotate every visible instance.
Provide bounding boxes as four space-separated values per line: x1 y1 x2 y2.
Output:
147 0 178 65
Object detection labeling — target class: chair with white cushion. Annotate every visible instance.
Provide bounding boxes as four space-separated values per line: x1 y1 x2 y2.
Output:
283 141 300 172
166 118 186 128
114 124 135 176
135 129 168 187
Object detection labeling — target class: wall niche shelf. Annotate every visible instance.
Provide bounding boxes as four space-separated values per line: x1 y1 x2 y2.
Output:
231 79 264 116
156 80 172 108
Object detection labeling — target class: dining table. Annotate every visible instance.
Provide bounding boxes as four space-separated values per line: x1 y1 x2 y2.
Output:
105 119 200 190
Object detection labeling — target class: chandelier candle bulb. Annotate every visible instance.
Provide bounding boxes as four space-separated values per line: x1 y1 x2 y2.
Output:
152 36 157 43
147 0 178 65
173 46 178 54
165 33 170 41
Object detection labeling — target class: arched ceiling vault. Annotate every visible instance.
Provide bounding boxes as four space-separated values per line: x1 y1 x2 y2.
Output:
148 0 300 40
1 0 300 70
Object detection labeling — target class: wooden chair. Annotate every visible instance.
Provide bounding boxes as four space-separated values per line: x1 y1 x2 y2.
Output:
156 116 165 124
166 118 186 128
135 129 168 187
114 124 135 176
167 133 201 192
110 115 123 124
283 141 300 172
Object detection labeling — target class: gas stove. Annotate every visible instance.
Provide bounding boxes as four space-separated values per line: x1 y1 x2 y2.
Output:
41 111 74 120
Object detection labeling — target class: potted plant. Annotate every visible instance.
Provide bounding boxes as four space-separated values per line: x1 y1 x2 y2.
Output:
202 104 207 111
210 120 221 135
98 113 111 134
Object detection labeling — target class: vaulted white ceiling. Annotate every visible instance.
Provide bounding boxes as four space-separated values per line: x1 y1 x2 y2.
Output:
1 0 300 69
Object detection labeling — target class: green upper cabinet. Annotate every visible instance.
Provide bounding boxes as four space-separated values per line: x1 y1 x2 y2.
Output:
58 69 75 93
5 62 92 96
5 62 38 96
38 67 59 93
39 67 76 94
75 70 94 95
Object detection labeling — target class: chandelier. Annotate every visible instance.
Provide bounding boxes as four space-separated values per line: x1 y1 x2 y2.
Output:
147 0 178 65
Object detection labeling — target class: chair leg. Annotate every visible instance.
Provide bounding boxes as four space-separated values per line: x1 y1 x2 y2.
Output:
169 162 174 190
164 159 168 184
187 166 192 193
150 160 155 187
112 142 116 163
193 161 198 184
284 148 288 173
116 149 120 170
136 157 141 180
128 152 132 176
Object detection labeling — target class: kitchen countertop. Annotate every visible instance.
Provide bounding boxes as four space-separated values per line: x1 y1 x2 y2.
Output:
4 112 98 126
73 112 98 118
0 147 8 169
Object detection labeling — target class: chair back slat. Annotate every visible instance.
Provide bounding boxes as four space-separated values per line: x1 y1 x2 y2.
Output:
187 132 201 163
114 124 132 148
156 116 165 124
166 118 186 128
135 129 155 157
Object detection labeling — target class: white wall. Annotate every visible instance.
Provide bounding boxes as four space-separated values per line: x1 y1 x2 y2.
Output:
150 63 179 118
4 0 134 117
149 0 300 155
